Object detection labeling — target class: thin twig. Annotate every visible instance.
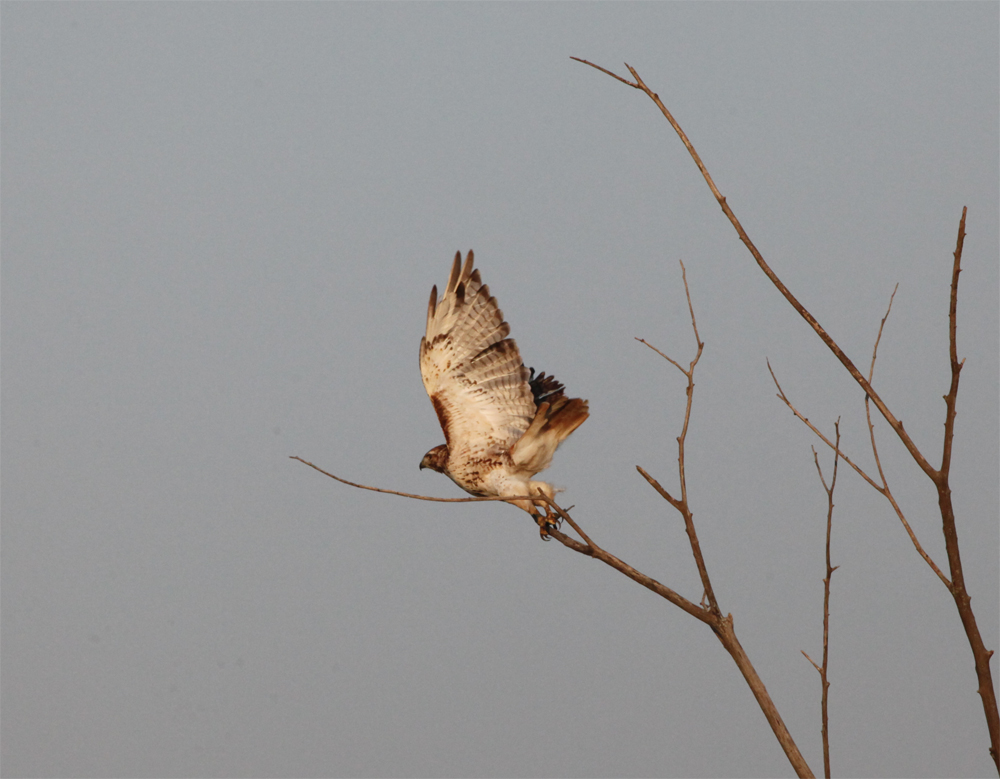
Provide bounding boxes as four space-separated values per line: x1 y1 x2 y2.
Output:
636 338 686 375
808 422 841 779
801 651 822 674
864 286 898 495
858 291 952 586
868 284 899 385
291 456 540 507
569 57 639 87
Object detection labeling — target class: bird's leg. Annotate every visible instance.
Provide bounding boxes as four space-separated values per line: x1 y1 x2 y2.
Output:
532 500 561 540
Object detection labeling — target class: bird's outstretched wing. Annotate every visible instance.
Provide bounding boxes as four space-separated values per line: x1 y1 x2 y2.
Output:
419 251 536 455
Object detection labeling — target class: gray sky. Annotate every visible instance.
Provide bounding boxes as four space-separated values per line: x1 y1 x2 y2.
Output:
3 3 998 777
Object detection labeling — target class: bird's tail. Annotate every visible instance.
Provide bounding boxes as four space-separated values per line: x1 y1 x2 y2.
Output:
510 395 589 475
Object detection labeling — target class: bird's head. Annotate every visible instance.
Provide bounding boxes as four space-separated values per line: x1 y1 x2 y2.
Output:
419 444 449 473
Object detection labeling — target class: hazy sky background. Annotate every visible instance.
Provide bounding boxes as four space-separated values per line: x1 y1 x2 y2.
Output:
3 3 998 778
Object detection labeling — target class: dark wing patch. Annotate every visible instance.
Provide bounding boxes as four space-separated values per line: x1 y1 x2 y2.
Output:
528 369 566 408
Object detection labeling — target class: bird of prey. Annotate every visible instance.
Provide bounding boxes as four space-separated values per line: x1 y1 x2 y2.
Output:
419 251 589 535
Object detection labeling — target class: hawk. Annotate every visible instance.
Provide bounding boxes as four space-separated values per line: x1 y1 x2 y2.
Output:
419 251 589 534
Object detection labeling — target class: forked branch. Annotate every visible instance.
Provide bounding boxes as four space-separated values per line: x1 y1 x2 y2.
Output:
635 261 717 612
630 264 811 777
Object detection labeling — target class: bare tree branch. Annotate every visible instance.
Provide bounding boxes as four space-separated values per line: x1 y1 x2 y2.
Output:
572 56 997 772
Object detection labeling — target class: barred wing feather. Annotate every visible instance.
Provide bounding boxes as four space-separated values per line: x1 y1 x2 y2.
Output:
419 251 536 453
